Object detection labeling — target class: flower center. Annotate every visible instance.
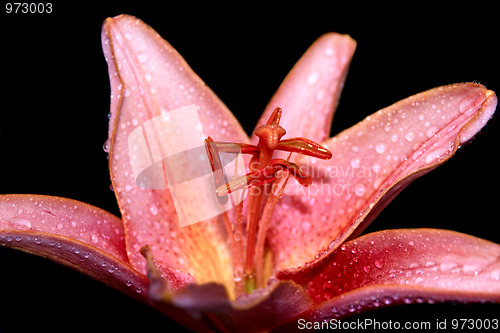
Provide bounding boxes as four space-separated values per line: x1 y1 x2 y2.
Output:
206 107 332 296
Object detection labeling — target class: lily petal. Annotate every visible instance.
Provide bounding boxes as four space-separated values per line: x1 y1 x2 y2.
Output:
148 259 313 333
254 33 356 147
0 195 148 301
269 83 496 271
275 229 500 329
102 15 248 290
142 244 312 332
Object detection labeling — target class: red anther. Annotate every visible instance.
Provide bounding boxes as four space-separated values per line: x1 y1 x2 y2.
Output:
204 137 229 205
266 107 283 125
277 137 332 160
209 141 260 156
263 159 312 187
216 159 311 196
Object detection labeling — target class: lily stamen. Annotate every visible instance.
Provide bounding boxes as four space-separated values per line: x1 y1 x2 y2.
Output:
206 108 332 294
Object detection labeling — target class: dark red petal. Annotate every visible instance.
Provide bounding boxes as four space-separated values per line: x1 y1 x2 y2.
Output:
0 195 148 302
276 229 500 324
150 278 313 333
268 83 496 271
0 194 127 261
141 246 313 332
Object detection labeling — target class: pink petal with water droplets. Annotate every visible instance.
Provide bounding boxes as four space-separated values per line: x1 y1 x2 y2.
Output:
102 15 247 291
254 33 356 147
274 229 500 328
269 83 496 271
0 195 127 261
0 194 148 301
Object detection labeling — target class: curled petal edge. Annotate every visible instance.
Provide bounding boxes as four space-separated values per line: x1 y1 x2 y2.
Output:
0 230 149 303
272 229 500 332
142 245 313 333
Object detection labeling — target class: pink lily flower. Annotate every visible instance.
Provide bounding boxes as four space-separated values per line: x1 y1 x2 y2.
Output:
1 14 499 332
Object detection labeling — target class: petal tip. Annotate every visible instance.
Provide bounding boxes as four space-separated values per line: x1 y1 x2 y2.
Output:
460 86 497 143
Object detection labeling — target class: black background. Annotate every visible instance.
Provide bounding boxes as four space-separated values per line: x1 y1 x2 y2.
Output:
1 2 499 332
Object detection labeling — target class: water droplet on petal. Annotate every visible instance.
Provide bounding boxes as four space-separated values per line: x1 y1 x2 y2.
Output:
375 143 386 154
90 234 99 244
374 260 383 269
426 126 438 138
405 132 415 142
9 217 32 230
306 71 319 85
354 184 366 197
137 52 149 63
350 158 360 168
440 262 458 273
149 205 158 216
489 269 500 281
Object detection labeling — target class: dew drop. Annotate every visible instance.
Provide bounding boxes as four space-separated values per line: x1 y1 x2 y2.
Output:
405 132 415 142
306 71 319 85
350 158 360 168
375 143 386 154
440 262 458 273
102 140 110 153
149 205 159 216
374 260 383 269
303 222 312 231
354 184 366 197
9 217 32 230
459 96 477 116
489 269 500 281
56 223 64 230
90 234 99 244
137 53 149 63
426 126 438 138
